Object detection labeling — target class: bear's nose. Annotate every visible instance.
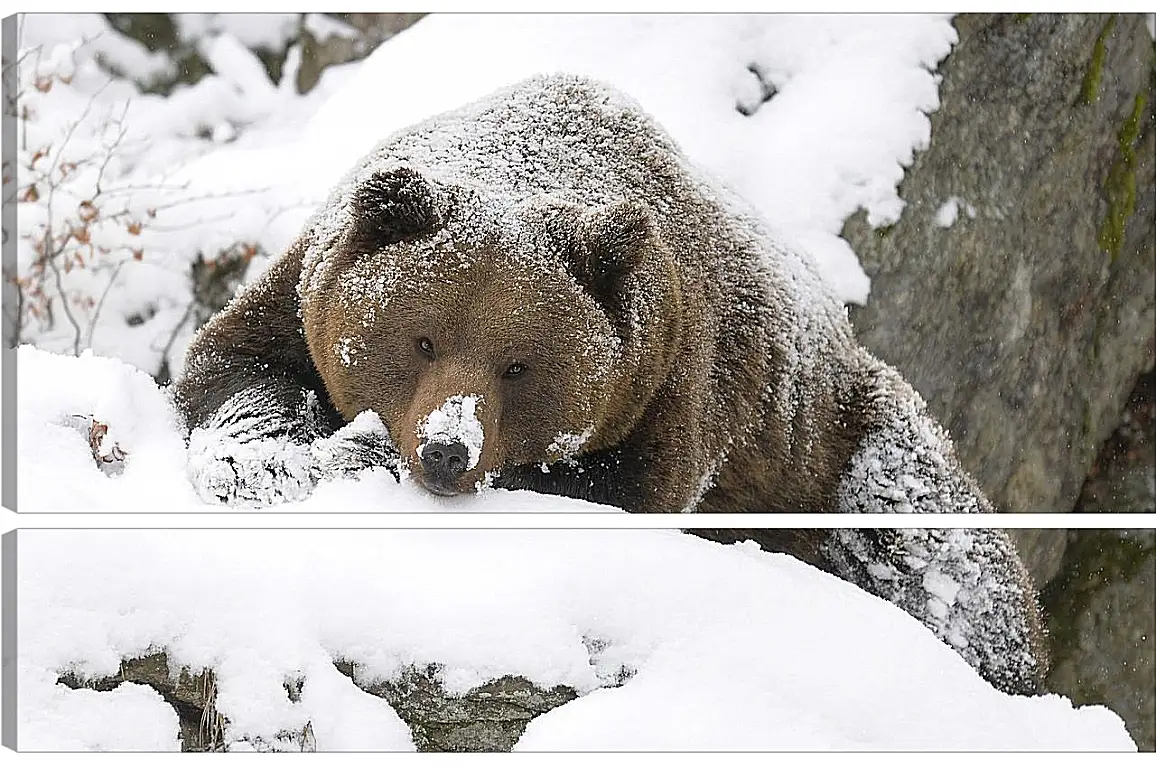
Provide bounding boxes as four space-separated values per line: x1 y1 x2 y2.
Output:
419 440 469 490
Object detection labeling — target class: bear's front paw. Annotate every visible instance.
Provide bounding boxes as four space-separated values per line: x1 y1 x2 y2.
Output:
187 428 316 507
310 410 401 482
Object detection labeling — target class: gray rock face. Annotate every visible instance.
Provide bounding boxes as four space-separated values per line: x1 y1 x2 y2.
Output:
1059 374 1155 750
1009 529 1070 587
1077 370 1156 513
842 13 1155 513
294 13 426 94
334 662 578 752
101 13 425 97
59 654 226 752
838 13 1154 748
60 654 579 752
1042 530 1155 752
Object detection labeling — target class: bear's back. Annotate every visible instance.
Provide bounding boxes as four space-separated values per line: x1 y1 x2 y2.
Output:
304 75 843 320
363 74 690 210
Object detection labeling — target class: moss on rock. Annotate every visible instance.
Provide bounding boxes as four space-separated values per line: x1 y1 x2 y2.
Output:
1077 15 1116 106
1098 92 1146 263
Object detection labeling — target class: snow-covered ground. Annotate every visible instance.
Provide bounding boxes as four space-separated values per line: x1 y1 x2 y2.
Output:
12 13 957 511
16 528 1136 751
15 344 612 511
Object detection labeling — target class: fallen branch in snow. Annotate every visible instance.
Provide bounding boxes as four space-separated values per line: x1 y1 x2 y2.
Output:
60 414 127 476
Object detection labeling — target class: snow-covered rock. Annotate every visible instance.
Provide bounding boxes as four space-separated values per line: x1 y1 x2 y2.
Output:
16 528 1136 751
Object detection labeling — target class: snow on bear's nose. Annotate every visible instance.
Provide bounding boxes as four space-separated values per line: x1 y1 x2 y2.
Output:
415 394 486 495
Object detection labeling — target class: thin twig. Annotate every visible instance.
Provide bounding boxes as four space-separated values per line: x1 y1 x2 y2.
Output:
145 213 251 232
145 188 273 210
3 271 26 347
45 240 84 356
92 99 131 198
2 25 39 118
154 295 197 382
45 77 115 184
85 259 127 348
33 78 126 353
89 185 273 212
93 181 195 196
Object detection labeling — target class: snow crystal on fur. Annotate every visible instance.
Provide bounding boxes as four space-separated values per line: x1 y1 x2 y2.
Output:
823 527 1044 696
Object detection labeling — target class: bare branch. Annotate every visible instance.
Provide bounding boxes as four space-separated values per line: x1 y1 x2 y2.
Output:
3 271 26 347
102 185 271 206
155 296 197 385
1 37 40 103
95 181 196 196
145 213 248 232
92 99 131 198
30 76 120 351
45 240 84 356
45 77 116 185
85 258 128 349
10 25 280 369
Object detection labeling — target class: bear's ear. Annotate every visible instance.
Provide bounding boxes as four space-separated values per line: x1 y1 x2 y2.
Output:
347 166 444 254
573 200 655 293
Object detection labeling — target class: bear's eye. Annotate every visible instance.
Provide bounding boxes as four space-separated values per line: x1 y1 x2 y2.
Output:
417 337 436 359
503 362 527 379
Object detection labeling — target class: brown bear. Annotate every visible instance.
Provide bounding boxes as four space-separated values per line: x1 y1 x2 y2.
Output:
174 74 1047 696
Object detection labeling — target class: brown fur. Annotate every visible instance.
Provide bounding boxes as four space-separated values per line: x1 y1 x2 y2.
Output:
177 79 875 515
175 75 1048 695
295 191 687 504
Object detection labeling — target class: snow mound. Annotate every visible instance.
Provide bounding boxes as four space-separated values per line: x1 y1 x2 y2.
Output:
15 346 198 512
20 679 182 752
17 529 1135 751
14 346 614 513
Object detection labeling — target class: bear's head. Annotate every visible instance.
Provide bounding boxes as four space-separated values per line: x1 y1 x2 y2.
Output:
301 165 683 497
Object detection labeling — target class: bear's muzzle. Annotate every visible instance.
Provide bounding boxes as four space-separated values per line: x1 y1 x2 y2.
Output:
418 440 469 496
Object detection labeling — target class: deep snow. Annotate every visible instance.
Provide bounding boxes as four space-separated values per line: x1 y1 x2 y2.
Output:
16 529 1136 751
